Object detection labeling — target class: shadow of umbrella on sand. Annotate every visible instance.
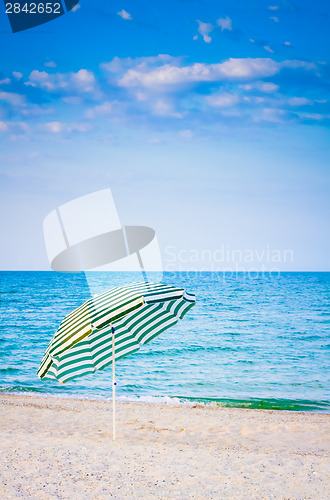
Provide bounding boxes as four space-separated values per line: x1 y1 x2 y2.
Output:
37 282 196 439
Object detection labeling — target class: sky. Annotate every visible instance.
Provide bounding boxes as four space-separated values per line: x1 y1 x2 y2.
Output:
0 0 329 271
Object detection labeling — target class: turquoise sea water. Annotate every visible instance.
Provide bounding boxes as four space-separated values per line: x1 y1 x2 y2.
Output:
0 271 329 412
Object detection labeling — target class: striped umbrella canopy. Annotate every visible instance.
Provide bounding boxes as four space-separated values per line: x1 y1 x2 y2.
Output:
37 282 196 438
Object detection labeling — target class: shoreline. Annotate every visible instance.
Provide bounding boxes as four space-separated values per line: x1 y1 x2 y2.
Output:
1 394 329 498
1 390 329 414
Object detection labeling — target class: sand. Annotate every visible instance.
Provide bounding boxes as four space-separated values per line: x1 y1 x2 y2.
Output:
0 395 329 499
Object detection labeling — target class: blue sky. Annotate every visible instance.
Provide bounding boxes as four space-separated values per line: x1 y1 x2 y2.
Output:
0 0 329 270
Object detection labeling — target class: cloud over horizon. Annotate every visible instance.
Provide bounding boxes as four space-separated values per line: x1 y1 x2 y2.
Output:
0 54 328 141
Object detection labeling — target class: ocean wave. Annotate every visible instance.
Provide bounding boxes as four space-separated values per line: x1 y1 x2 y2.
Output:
1 389 329 413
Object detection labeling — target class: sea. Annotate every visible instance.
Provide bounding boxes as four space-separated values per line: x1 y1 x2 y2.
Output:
0 271 329 412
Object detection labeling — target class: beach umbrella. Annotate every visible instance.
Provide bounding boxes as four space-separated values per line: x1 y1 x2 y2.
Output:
37 282 196 439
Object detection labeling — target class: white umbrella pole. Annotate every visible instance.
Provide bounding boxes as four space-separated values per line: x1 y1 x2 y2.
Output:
112 325 116 440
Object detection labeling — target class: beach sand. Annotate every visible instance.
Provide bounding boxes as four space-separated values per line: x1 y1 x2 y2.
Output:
0 395 329 499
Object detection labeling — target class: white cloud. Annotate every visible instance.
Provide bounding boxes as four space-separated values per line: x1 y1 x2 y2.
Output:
179 129 194 139
0 121 8 132
134 91 148 102
217 16 232 31
72 4 80 11
101 54 178 74
148 137 163 144
298 113 330 121
152 98 183 118
193 16 233 44
85 101 114 119
20 104 54 117
270 16 279 22
0 121 30 136
260 82 279 93
0 78 11 85
43 121 92 133
44 121 62 133
71 69 97 92
287 97 312 106
206 92 240 108
268 5 279 10
67 122 92 132
240 81 279 93
197 20 213 43
264 46 274 53
0 91 26 106
221 108 243 118
101 57 128 74
99 55 323 126
62 96 82 105
44 61 57 68
117 10 132 20
254 96 265 103
281 60 316 70
256 108 285 123
12 71 23 80
284 41 291 46
27 69 99 95
14 55 319 130
118 58 280 89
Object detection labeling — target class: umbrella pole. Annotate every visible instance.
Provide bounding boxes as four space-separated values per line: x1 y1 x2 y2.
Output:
112 325 116 440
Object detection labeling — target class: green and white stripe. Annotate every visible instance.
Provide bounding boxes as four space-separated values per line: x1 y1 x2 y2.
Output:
37 283 196 383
